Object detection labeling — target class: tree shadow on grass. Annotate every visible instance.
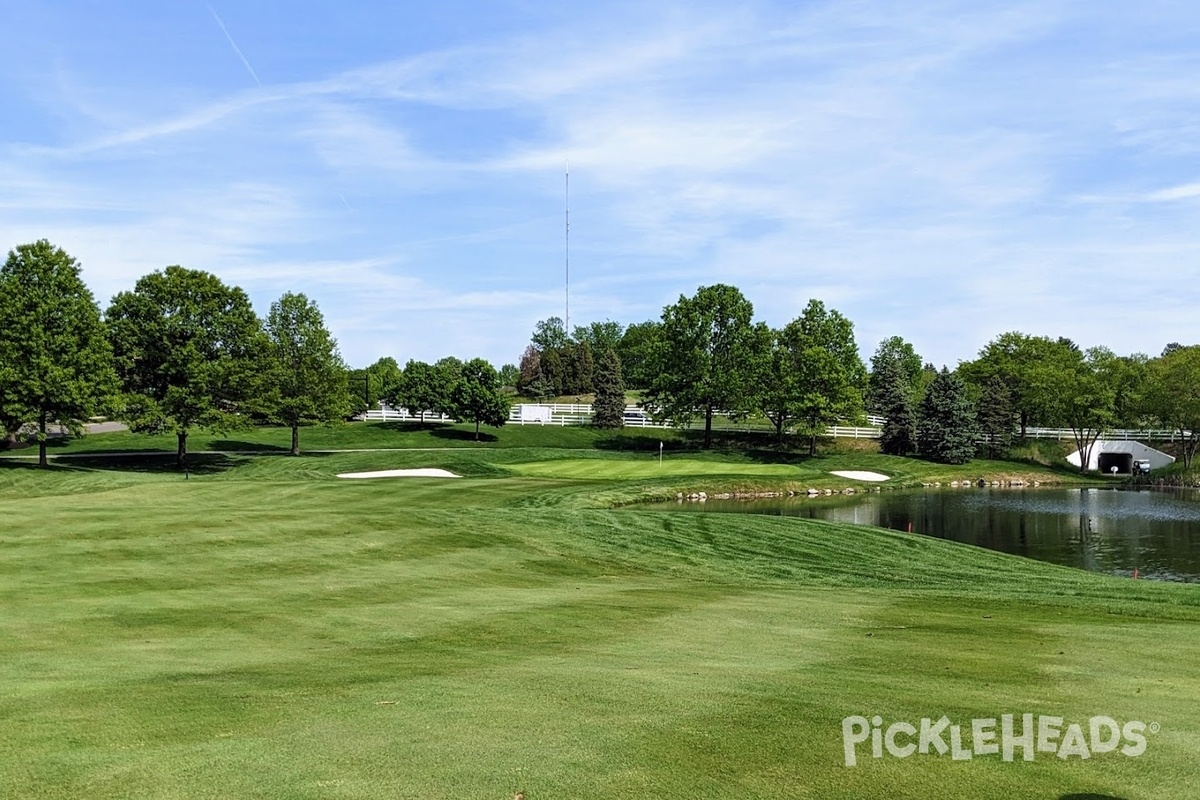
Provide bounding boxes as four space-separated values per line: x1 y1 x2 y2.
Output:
55 453 244 476
1060 794 1127 800
428 427 499 443
375 420 452 433
207 439 289 452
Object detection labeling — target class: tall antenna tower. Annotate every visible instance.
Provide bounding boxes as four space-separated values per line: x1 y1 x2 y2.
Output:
564 161 570 336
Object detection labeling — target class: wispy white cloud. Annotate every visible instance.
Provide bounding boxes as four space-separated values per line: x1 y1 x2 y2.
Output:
4 0 1200 369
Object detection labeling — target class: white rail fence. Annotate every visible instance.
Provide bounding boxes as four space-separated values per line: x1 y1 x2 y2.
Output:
358 405 455 423
357 403 1187 443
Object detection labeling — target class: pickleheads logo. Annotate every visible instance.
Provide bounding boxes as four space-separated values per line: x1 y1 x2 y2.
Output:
841 714 1157 767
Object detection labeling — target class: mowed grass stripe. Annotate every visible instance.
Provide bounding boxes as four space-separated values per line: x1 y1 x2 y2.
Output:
1 445 1198 798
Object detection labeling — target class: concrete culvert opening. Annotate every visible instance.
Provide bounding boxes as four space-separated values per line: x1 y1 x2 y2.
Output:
1097 452 1132 475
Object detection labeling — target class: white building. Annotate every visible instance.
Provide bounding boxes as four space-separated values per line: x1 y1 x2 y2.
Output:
1066 440 1175 474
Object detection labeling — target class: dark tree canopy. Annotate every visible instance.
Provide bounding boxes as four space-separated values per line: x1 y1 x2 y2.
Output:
616 321 661 389
976 375 1015 459
561 341 594 396
259 292 350 454
643 284 759 448
517 345 541 395
917 368 978 464
876 359 917 456
591 348 626 429
868 336 923 413
106 265 264 466
0 240 118 465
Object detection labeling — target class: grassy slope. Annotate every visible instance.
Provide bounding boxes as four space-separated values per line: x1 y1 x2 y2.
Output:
1 436 1196 799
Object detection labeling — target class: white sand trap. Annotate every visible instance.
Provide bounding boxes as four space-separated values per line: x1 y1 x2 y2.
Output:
829 470 890 482
337 468 461 479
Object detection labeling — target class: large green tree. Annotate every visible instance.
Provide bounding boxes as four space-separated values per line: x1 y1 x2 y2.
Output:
431 357 464 418
531 317 569 350
1029 343 1118 473
573 320 625 353
105 265 263 466
757 300 866 452
450 358 510 440
0 240 118 466
259 292 350 455
643 284 759 448
917 368 978 464
959 332 1059 437
591 348 626 429
1144 345 1200 468
387 360 440 424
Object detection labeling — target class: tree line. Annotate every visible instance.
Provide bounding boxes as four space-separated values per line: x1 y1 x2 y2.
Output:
514 284 1200 470
4 240 1197 472
0 240 511 466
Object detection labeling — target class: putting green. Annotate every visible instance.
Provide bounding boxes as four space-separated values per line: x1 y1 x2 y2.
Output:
506 457 804 480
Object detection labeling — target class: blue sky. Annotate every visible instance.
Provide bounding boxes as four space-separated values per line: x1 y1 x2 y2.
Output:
2 1 1198 370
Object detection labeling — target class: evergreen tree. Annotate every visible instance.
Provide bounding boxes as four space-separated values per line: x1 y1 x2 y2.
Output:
592 348 626 429
976 375 1015 459
877 360 917 456
917 368 978 464
540 348 565 397
566 341 594 395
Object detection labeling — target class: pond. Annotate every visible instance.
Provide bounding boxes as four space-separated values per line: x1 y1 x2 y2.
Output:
641 487 1200 583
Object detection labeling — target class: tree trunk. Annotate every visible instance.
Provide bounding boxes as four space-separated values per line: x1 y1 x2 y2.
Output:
809 433 817 457
38 410 48 468
177 432 187 468
291 425 300 456
704 406 713 449
474 419 481 441
1020 410 1028 439
776 420 785 444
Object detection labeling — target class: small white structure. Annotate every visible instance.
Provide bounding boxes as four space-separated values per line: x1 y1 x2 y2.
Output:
519 405 554 424
1066 440 1175 474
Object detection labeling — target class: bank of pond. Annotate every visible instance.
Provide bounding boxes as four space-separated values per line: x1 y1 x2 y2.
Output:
640 486 1200 583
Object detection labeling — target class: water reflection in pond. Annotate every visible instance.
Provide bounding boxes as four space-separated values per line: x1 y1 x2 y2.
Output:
642 487 1200 583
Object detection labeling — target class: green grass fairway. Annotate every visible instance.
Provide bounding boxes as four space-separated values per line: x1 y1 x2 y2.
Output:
1 434 1196 799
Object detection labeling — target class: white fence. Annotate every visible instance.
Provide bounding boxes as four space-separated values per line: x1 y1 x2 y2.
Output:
357 405 454 423
507 403 669 428
1021 427 1186 441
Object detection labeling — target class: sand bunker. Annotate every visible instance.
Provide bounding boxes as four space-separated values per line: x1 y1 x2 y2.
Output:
336 468 461 479
829 470 890 482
